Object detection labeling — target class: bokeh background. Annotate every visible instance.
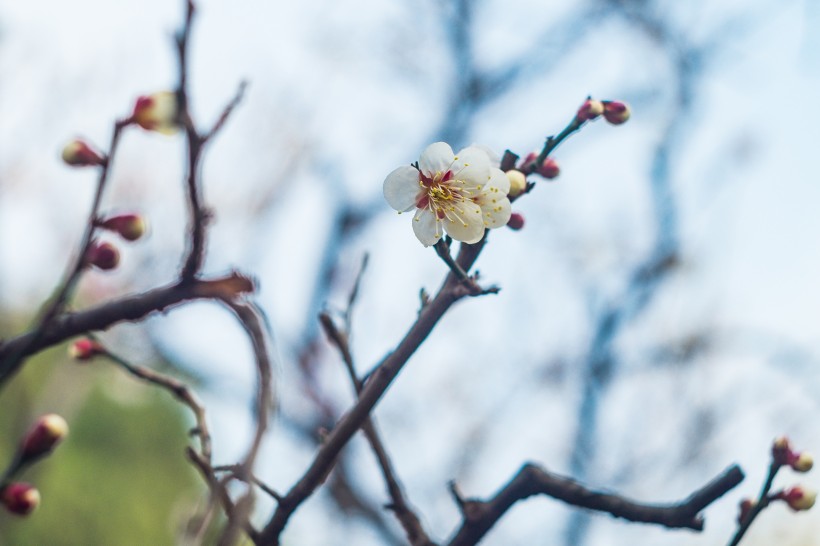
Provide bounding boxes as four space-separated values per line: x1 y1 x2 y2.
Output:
1 0 819 544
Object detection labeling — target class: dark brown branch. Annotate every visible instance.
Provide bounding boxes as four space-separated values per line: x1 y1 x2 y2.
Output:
446 463 745 546
174 1 246 282
258 240 495 545
0 272 255 383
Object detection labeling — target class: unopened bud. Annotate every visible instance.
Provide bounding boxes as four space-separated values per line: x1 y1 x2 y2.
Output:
603 101 631 125
577 99 604 122
793 452 814 473
507 212 525 231
2 483 40 516
778 486 817 511
773 436 793 466
21 414 68 460
61 139 105 167
132 91 180 135
98 214 146 241
506 170 527 198
538 158 560 179
68 338 105 361
85 241 120 271
519 151 539 173
738 498 756 523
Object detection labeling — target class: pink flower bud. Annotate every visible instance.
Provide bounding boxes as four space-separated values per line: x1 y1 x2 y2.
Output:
538 158 560 179
577 99 604 122
507 212 525 231
68 338 105 361
132 91 180 135
2 483 40 516
98 214 146 241
519 151 539 173
737 498 755 523
506 170 527 198
603 101 631 125
771 436 813 471
21 414 69 460
772 436 794 466
61 139 105 167
778 486 817 511
85 241 120 271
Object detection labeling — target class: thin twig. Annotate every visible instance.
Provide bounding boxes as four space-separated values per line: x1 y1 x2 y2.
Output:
96 341 212 459
320 311 435 546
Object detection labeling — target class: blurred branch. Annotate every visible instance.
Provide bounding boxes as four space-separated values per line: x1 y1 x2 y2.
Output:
320 255 435 546
213 300 274 546
175 0 246 281
446 463 744 546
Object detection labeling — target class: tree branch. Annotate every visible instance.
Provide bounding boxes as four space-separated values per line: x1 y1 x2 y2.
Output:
446 463 745 546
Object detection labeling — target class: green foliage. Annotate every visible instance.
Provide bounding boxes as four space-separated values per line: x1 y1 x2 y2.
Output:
0 345 204 545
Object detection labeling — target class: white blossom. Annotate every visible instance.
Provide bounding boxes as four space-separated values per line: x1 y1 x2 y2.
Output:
383 142 511 246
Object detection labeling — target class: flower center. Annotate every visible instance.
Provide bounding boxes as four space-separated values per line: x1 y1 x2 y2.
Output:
417 169 479 221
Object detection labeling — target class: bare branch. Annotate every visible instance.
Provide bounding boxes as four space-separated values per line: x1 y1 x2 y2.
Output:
446 463 745 546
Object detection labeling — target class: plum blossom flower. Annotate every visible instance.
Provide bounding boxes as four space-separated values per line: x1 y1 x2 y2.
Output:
383 142 511 246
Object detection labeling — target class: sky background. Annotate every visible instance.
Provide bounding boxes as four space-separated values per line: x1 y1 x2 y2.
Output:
1 0 819 545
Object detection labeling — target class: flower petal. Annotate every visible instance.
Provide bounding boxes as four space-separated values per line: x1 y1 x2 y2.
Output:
474 168 512 229
452 146 491 184
486 167 510 195
384 166 422 212
412 208 442 247
442 201 485 244
480 196 511 229
419 142 455 176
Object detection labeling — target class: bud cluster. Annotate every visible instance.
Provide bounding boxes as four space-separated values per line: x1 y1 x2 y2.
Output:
772 436 814 472
576 98 631 125
1 414 70 517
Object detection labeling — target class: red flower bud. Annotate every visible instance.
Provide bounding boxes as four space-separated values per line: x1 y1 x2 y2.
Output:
132 91 180 134
61 139 105 167
21 414 69 460
603 101 631 125
85 241 120 271
737 498 755 524
507 212 525 231
98 214 146 241
68 338 105 361
538 158 560 179
577 99 604 122
2 483 40 516
777 486 817 511
772 436 793 466
518 151 538 172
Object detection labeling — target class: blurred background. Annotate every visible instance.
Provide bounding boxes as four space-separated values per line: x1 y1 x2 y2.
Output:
0 0 819 544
